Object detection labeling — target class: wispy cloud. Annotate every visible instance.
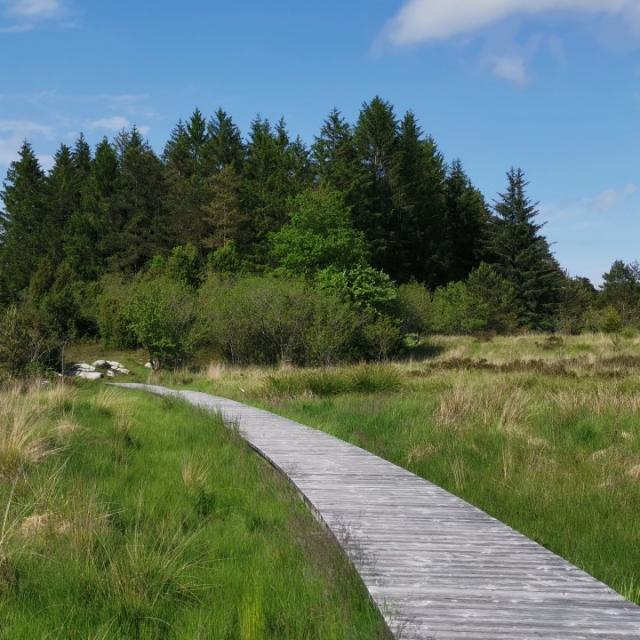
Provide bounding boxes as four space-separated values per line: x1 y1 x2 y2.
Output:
381 0 640 47
0 119 53 167
2 0 72 32
588 183 637 211
489 55 528 85
543 183 639 222
89 116 131 132
7 0 62 18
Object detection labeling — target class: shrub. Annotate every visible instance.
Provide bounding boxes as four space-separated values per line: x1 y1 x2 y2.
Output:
396 282 431 334
207 241 244 275
467 263 518 333
316 265 398 316
0 306 58 376
361 315 404 361
196 275 363 366
125 276 196 369
96 276 138 349
165 243 203 288
430 281 489 334
583 305 624 334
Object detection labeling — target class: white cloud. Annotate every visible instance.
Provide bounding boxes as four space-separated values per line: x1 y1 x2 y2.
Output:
490 55 528 84
382 0 640 46
0 119 52 167
6 0 62 18
589 183 637 211
89 116 131 131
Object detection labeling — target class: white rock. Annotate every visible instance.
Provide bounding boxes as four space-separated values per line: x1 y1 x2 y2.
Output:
69 363 96 373
76 371 103 381
91 360 130 375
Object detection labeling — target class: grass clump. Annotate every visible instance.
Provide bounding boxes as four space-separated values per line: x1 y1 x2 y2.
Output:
174 333 640 606
0 384 388 639
263 364 401 399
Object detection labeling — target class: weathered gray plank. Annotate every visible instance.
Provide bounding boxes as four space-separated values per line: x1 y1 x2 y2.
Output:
114 383 640 639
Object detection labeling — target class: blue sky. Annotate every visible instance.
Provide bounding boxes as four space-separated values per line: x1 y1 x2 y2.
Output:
1 0 638 284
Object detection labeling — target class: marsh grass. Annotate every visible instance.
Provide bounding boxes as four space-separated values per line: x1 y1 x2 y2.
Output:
0 384 387 639
164 333 640 606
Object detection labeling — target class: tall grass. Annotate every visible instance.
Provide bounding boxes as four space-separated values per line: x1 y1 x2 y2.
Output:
173 334 640 606
0 384 388 638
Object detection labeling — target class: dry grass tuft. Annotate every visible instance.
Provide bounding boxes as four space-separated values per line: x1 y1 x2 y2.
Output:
182 458 209 490
0 385 58 479
627 464 640 480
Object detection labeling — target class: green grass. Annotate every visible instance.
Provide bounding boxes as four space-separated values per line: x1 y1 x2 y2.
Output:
0 383 388 639
147 333 640 606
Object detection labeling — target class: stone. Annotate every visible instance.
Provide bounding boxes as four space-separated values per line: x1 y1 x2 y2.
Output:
76 371 103 381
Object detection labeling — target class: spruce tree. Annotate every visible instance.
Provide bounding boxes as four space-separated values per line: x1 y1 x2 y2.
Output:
107 128 168 271
205 109 244 173
353 97 398 271
312 109 361 198
203 165 248 250
0 143 47 301
389 112 448 284
444 160 489 282
242 117 310 259
490 168 562 329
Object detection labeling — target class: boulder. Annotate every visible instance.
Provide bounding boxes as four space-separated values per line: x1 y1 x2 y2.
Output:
91 360 130 376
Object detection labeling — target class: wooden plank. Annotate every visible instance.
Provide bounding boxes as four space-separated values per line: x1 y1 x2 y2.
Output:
114 383 640 639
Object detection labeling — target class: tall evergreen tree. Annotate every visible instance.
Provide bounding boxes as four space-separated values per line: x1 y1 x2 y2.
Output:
202 165 248 250
389 113 448 284
312 109 361 197
46 144 78 261
352 97 398 269
163 111 213 247
490 168 562 329
242 117 310 259
0 143 47 302
205 109 244 173
107 128 168 271
444 160 489 282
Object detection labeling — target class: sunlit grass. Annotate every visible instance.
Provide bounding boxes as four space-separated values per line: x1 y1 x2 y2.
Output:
159 333 640 606
0 383 388 638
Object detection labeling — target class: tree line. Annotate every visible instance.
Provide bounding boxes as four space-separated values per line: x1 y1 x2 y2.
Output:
0 97 635 371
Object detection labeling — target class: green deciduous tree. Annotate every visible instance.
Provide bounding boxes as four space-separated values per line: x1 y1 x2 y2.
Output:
271 188 368 277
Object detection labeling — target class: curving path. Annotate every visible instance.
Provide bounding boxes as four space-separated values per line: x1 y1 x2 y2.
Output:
114 383 640 639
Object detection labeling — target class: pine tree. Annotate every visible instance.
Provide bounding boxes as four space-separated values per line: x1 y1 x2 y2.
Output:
352 97 398 269
107 128 169 271
0 143 47 302
444 160 489 282
203 165 248 250
205 108 244 173
490 168 562 329
242 117 310 259
46 144 77 262
388 112 448 284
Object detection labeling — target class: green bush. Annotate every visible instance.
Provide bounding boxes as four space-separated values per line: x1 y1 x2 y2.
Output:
396 282 431 334
361 315 404 361
96 276 139 349
430 281 489 334
196 275 362 366
0 305 59 376
467 263 518 333
316 265 398 316
125 276 196 369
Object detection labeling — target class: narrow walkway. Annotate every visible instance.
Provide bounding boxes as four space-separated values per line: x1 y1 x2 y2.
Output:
115 383 640 639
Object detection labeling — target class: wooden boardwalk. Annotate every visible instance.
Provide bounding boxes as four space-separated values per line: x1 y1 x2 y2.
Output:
115 383 640 639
